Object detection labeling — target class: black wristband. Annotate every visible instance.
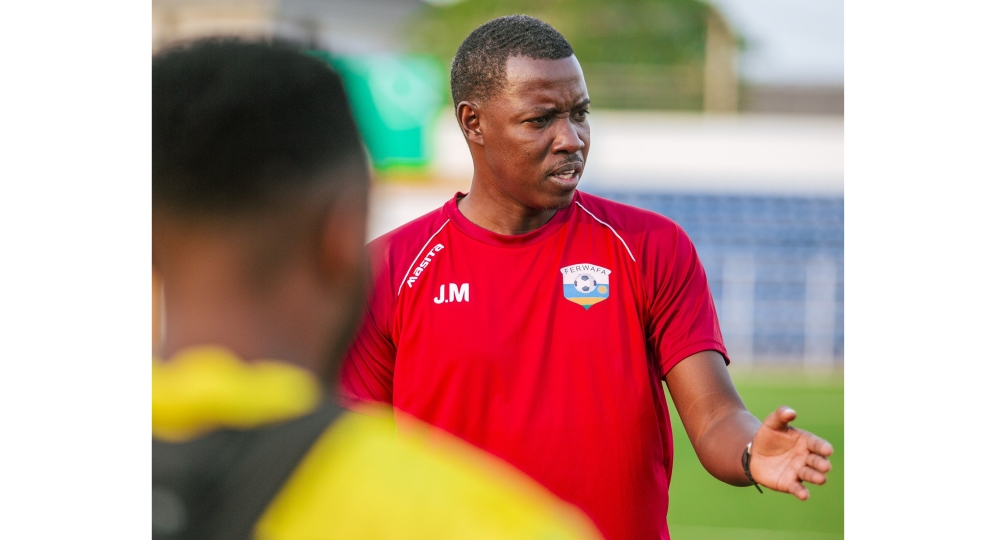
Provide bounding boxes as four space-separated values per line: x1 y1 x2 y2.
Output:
742 442 763 493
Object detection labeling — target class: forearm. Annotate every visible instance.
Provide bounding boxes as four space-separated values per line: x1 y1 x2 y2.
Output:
687 407 760 486
665 350 760 486
666 353 835 498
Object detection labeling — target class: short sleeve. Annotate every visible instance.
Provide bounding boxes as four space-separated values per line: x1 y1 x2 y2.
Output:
339 241 397 406
644 223 728 378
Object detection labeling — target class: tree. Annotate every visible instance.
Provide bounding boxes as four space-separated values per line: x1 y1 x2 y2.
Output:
406 0 730 110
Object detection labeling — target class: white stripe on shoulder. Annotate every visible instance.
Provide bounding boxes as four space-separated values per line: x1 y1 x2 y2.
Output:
396 219 451 296
575 201 637 263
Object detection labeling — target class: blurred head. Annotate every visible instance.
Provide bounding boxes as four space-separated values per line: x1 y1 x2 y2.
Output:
451 15 590 211
152 38 370 375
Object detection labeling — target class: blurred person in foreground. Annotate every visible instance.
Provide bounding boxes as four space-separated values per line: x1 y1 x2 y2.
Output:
151 38 601 540
340 15 835 540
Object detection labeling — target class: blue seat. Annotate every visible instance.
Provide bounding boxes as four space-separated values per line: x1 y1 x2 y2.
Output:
593 189 844 364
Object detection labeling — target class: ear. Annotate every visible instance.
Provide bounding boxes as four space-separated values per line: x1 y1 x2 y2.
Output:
151 214 164 273
317 187 368 288
152 265 163 355
456 101 484 147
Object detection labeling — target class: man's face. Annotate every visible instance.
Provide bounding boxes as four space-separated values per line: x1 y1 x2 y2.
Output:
477 55 590 211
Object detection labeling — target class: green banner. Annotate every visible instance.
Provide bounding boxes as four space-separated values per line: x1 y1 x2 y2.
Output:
312 51 445 171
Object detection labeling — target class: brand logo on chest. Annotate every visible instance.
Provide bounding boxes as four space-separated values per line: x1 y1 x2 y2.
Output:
560 263 611 310
406 243 444 289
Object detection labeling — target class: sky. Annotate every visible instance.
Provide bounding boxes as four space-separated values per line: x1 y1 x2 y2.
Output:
709 0 844 86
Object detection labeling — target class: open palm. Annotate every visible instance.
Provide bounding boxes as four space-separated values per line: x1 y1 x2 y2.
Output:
749 406 834 500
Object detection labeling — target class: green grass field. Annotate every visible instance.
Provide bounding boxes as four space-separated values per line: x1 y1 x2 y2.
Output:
665 369 844 540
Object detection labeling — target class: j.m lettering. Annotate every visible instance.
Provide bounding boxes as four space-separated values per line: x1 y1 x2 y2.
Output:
433 283 469 304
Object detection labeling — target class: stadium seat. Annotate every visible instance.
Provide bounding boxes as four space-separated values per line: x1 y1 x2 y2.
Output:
594 191 844 365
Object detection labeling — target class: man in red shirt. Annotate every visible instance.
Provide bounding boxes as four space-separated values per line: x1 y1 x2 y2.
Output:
342 15 834 540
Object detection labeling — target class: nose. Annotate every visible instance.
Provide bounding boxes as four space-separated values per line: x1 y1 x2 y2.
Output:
551 117 586 155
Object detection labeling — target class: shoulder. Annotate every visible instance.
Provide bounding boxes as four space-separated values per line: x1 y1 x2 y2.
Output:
369 204 451 260
576 191 683 236
364 203 452 291
574 191 692 259
257 409 601 540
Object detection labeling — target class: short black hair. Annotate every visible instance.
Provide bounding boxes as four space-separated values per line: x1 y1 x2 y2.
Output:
450 15 574 106
153 38 367 218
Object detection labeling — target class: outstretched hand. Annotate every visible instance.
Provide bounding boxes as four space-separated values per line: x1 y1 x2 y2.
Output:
749 406 834 500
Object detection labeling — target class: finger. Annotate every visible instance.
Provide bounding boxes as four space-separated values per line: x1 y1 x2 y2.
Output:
806 434 834 456
762 406 797 431
788 480 810 501
805 453 832 473
797 465 827 485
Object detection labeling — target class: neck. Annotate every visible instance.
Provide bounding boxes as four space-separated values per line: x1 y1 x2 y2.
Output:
458 179 560 236
156 249 334 378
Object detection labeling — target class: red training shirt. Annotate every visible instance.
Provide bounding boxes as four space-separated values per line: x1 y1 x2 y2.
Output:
341 190 728 540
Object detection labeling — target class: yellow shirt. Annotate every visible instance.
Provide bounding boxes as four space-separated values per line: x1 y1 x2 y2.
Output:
153 347 602 540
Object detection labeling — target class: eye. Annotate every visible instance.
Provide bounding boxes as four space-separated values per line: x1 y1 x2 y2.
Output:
526 116 549 126
573 109 590 121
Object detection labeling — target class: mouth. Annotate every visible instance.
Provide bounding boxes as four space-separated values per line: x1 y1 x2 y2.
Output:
547 162 584 187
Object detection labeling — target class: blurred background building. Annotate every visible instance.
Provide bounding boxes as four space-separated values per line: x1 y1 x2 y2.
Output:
152 0 844 368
